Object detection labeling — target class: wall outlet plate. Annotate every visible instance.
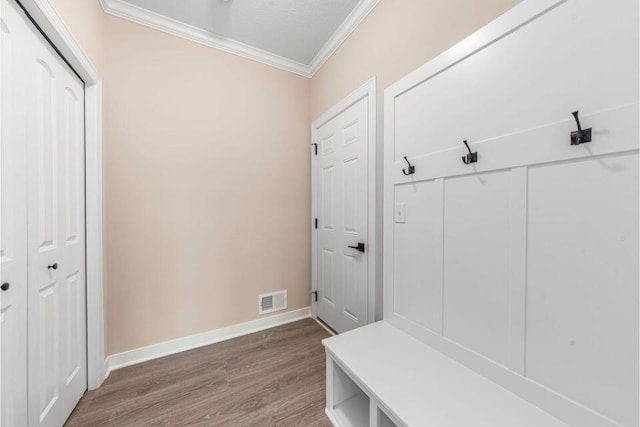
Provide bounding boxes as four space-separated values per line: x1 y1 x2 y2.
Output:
395 203 406 223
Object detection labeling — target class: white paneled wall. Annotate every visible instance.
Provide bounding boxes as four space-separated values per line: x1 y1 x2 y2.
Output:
384 1 639 426
393 180 443 333
526 154 639 421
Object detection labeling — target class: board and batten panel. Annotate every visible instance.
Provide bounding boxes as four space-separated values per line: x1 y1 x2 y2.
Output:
384 0 639 426
393 180 443 333
393 0 638 162
443 170 512 365
526 153 639 427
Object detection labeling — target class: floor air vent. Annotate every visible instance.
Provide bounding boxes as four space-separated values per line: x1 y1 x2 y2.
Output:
259 290 287 315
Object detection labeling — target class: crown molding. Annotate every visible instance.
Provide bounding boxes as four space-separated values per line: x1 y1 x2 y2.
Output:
98 0 381 79
307 0 381 76
99 0 311 77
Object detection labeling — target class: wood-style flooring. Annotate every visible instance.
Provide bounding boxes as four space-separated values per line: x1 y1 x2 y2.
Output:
65 318 332 427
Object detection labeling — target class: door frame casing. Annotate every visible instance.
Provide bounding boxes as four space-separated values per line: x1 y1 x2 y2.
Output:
311 77 377 326
14 0 105 390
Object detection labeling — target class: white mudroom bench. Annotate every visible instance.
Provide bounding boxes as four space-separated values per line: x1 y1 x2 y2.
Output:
323 321 568 427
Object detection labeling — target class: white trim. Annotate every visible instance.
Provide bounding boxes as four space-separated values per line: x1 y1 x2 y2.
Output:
105 307 312 375
99 0 310 77
18 0 105 390
311 77 377 327
98 0 381 79
307 0 381 76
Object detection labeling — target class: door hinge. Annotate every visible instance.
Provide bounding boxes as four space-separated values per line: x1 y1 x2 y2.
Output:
314 218 318 229
311 143 318 155
311 290 318 302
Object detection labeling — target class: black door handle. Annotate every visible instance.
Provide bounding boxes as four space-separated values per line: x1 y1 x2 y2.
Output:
348 243 365 253
1 283 9 291
48 263 58 270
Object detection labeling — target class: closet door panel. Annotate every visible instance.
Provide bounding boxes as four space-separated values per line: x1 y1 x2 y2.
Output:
28 45 64 425
34 59 59 253
0 0 29 425
63 86 82 247
24 11 87 426
61 84 85 387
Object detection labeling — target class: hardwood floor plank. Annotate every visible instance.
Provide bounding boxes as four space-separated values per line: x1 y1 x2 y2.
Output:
66 319 332 427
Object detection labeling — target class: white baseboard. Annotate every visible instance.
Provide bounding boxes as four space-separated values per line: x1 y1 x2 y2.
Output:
105 307 312 378
325 408 339 427
315 318 337 336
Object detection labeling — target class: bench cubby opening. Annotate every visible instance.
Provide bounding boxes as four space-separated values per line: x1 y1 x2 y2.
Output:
329 358 370 427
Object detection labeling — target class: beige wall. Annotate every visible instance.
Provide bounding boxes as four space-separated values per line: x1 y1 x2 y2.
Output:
49 1 311 356
48 0 517 357
310 0 518 120
102 16 311 355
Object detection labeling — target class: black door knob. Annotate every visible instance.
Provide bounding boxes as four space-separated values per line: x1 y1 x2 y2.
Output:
1 283 9 291
48 263 58 270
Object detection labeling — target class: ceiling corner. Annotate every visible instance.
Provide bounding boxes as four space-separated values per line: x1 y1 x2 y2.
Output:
97 0 382 79
308 0 382 77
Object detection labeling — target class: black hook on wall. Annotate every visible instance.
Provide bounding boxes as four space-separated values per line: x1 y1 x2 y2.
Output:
402 156 415 176
461 140 478 164
570 110 592 145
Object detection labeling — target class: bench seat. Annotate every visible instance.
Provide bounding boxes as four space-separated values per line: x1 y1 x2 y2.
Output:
323 321 569 427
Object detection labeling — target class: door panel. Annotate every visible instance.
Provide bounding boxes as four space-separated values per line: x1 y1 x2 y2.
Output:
35 59 59 253
16 1 88 425
38 281 60 420
322 249 335 304
317 97 369 333
65 272 82 384
64 87 82 246
1 0 29 425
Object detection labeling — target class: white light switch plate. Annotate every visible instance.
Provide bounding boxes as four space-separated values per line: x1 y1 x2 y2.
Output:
395 203 406 223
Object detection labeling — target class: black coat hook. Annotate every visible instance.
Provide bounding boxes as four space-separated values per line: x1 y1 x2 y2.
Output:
570 110 592 145
461 140 477 164
402 156 415 176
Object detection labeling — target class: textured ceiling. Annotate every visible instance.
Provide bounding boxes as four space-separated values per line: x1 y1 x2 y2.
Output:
120 0 361 65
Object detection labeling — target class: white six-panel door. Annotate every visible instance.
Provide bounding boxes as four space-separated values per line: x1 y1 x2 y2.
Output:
0 0 87 425
316 97 369 333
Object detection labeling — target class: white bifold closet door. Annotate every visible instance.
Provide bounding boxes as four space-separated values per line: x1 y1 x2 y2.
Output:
1 0 87 426
1 0 29 424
